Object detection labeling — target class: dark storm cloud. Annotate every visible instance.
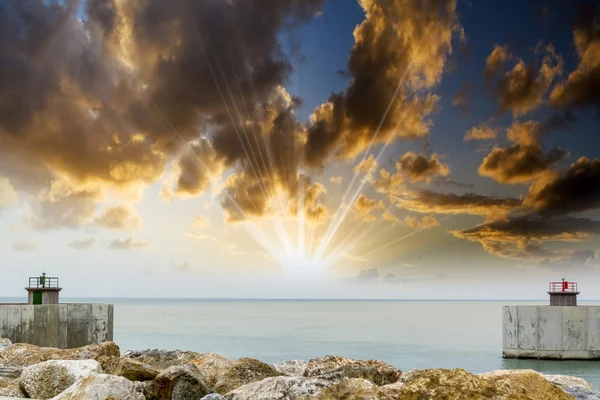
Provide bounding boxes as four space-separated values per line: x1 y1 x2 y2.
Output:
524 157 600 216
550 3 600 111
484 44 562 116
396 152 450 183
453 215 600 263
0 0 325 226
393 190 521 217
478 120 569 184
304 0 463 167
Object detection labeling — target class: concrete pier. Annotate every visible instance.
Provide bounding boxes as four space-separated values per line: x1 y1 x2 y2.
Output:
502 305 600 360
0 303 113 348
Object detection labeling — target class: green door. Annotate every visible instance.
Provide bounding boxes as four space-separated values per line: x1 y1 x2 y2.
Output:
33 291 42 305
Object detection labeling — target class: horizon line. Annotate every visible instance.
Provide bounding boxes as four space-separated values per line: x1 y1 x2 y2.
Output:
2 296 600 302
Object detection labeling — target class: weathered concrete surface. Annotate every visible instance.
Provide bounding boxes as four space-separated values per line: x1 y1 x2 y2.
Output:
503 305 600 359
0 304 113 349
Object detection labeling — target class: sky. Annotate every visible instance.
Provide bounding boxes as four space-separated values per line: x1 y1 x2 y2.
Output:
1 0 600 299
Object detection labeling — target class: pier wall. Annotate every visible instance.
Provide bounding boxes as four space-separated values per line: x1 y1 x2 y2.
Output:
503 305 600 359
0 304 113 348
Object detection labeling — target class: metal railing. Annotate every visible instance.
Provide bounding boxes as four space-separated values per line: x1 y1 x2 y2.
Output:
28 276 59 288
548 281 578 292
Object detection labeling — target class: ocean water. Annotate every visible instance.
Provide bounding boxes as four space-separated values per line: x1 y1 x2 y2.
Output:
3 298 600 388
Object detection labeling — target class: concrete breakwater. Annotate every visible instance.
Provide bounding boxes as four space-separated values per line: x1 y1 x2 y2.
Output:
0 339 598 399
503 305 600 360
0 304 113 349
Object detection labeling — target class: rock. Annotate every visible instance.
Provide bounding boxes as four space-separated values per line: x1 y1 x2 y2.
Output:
304 356 401 385
51 373 145 400
189 353 234 388
213 357 282 394
273 360 308 377
0 378 24 398
318 365 388 386
145 364 210 400
0 338 12 351
19 359 102 399
399 368 573 400
543 374 595 391
563 387 600 400
0 364 23 379
123 349 202 369
310 378 380 400
224 376 334 400
202 394 225 400
0 341 119 367
97 355 122 375
119 358 162 381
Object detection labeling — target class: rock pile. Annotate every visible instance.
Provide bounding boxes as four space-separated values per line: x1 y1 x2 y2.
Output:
0 339 597 399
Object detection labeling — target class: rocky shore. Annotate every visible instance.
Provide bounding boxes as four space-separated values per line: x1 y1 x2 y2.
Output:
0 339 598 399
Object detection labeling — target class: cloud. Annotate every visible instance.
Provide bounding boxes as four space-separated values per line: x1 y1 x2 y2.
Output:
329 176 343 185
393 190 521 217
353 155 379 174
549 3 600 112
67 238 97 250
404 214 440 229
353 193 385 223
382 209 401 224
12 240 37 252
29 180 103 230
170 261 192 273
108 237 149 250
396 152 450 183
0 177 17 211
0 0 326 224
485 43 562 116
451 82 471 114
192 215 213 229
464 123 497 141
452 215 600 263
478 120 569 184
478 146 568 185
304 0 462 166
95 205 142 230
431 176 474 189
523 157 600 216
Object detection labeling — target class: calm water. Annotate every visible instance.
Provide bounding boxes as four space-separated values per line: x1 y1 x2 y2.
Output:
3 298 600 388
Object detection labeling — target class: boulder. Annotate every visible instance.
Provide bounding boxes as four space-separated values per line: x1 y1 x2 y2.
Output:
224 376 334 400
273 360 308 377
123 349 202 369
189 353 234 388
310 378 380 400
145 364 210 400
202 394 225 400
212 357 282 394
0 338 12 351
0 341 119 367
304 356 401 385
97 355 122 375
119 358 162 381
0 378 25 398
318 365 388 386
19 359 102 399
0 364 23 379
51 373 145 400
563 387 600 400
543 374 595 391
399 368 573 400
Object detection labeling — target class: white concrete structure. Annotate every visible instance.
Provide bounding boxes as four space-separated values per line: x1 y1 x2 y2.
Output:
503 305 600 359
0 304 113 349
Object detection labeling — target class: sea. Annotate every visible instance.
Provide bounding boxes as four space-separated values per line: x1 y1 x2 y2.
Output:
3 298 600 388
